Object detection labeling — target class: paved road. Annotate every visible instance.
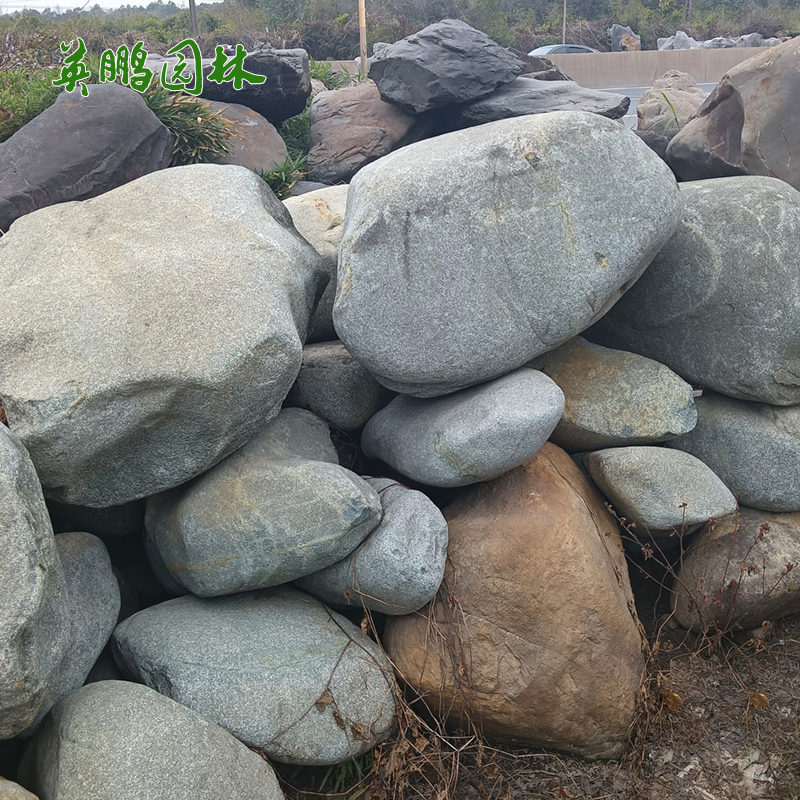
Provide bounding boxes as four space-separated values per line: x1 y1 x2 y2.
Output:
600 83 718 128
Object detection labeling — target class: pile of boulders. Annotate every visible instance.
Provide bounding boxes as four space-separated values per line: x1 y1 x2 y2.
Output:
2 21 800 800
658 30 783 49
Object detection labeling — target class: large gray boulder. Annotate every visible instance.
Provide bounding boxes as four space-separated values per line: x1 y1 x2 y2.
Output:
368 20 525 113
637 70 708 140
0 427 70 739
362 369 565 487
145 408 381 596
112 587 396 765
297 477 449 614
608 23 641 51
0 164 327 506
588 176 800 405
335 111 682 397
17 681 284 800
19 533 120 737
666 38 800 190
284 185 349 343
527 337 697 452
0 83 172 234
666 392 800 513
447 78 630 130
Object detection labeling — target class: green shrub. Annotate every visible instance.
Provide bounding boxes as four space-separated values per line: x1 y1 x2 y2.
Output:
0 65 61 142
256 153 307 199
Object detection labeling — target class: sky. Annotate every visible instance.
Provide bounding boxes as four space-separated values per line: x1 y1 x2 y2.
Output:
0 0 193 13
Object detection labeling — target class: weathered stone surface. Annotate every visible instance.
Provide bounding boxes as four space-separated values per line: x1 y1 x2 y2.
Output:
666 38 800 189
633 129 670 161
284 185 349 342
528 337 697 451
297 478 448 614
608 23 641 51
588 176 800 405
0 83 172 234
17 681 284 800
657 30 699 49
673 508 800 631
0 427 70 739
112 587 396 764
447 78 629 129
47 499 145 538
200 48 311 127
384 443 645 758
0 778 37 800
336 111 682 397
637 70 708 139
285 342 395 431
362 369 564 487
146 408 381 597
289 180 330 196
307 83 439 184
369 20 525 113
20 533 120 736
511 49 571 81
0 164 326 506
202 100 287 172
666 392 800 513
584 446 737 532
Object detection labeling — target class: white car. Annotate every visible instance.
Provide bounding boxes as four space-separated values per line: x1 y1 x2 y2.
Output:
528 44 599 55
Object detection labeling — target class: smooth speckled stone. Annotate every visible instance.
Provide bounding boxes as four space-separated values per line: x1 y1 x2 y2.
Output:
0 777 38 799
584 446 737 532
17 681 284 800
666 391 800 513
361 369 565 487
296 477 448 614
528 336 697 451
112 587 396 765
146 408 382 597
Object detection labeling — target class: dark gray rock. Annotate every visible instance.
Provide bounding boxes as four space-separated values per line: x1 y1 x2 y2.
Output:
608 24 641 51
584 446 737 532
588 176 800 405
0 83 172 234
83 650 125 685
47 499 145 538
447 77 629 130
284 185 349 343
511 49 571 81
666 392 800 512
368 20 525 113
335 111 683 397
296 477 448 614
0 164 327 506
0 426 69 739
285 342 395 431
200 47 310 127
289 180 331 196
361 369 565 487
145 408 381 597
112 587 396 765
528 337 697 452
633 129 670 161
666 38 800 190
20 533 120 737
17 681 284 800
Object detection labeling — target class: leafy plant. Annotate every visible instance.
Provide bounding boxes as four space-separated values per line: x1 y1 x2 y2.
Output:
256 153 307 199
279 106 311 161
319 752 372 798
0 65 61 142
309 56 347 89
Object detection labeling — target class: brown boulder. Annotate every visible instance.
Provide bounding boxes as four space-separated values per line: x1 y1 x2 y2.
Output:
383 443 646 759
666 37 800 189
307 83 439 184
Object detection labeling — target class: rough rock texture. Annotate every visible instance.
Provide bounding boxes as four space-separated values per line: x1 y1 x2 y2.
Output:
0 427 70 739
200 48 311 127
608 23 641 51
362 369 565 487
296 477 448 614
384 444 646 758
0 83 171 234
588 176 800 405
0 164 326 506
202 100 287 172
637 70 708 139
528 337 697 451
20 533 120 736
368 20 525 113
17 681 284 800
284 185 349 342
657 30 699 49
336 111 682 397
46 499 145 538
0 778 37 800
666 392 800 513
673 508 800 631
511 50 571 81
145 408 381 596
666 38 800 189
306 83 439 184
447 78 629 130
112 587 396 764
285 342 395 431
584 447 737 531
633 129 670 161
